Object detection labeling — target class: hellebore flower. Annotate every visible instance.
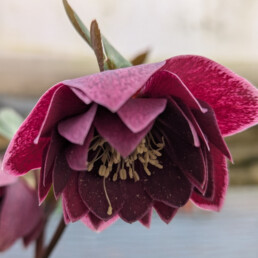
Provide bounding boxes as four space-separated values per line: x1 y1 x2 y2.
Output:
0 171 43 251
3 55 258 230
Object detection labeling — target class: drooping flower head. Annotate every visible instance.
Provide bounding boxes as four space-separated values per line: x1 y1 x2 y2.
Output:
2 55 258 230
0 170 43 251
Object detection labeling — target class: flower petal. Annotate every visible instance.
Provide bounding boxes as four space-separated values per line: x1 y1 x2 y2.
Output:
139 208 152 228
63 62 165 112
141 70 206 112
119 180 152 223
79 171 124 220
163 55 258 136
0 181 43 251
95 108 153 157
65 127 94 171
144 157 192 208
2 83 62 175
153 201 178 224
58 104 97 145
117 98 167 133
0 172 17 187
81 213 119 232
62 173 89 222
191 143 228 211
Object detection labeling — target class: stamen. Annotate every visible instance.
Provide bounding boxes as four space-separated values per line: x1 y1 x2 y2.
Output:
103 177 112 215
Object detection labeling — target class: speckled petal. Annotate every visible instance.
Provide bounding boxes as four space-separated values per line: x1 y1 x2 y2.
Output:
63 61 165 112
79 171 124 220
62 173 89 222
191 143 228 211
163 55 258 136
58 104 97 145
65 127 94 171
154 201 178 224
117 98 167 133
119 180 152 223
95 108 153 158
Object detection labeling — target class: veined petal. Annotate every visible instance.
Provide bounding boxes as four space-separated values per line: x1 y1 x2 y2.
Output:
191 143 228 211
63 61 165 112
95 108 153 158
117 98 167 133
163 55 258 136
58 104 97 145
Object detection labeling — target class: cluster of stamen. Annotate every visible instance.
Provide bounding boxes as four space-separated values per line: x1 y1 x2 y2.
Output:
87 133 165 182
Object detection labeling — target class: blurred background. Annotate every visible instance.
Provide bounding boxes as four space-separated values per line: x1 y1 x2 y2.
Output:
0 0 258 257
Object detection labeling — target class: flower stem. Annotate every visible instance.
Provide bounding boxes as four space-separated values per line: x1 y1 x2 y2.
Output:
40 217 67 258
35 229 45 258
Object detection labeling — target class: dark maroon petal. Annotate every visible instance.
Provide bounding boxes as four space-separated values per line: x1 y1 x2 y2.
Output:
139 208 152 228
144 157 192 208
81 213 119 232
191 143 228 211
2 84 62 176
117 98 167 133
154 201 178 224
0 181 43 251
95 108 153 158
119 181 152 223
58 104 97 145
34 86 86 144
79 171 124 220
65 127 94 171
63 61 165 112
53 152 73 199
156 124 206 191
141 70 206 112
62 198 71 224
163 55 258 136
192 100 231 160
39 146 53 204
44 129 66 185
62 173 89 222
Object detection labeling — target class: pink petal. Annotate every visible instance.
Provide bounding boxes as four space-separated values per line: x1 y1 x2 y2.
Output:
81 213 119 232
95 108 153 158
191 143 228 211
117 98 167 133
2 83 62 176
154 201 178 224
0 180 43 251
119 181 152 223
65 127 94 171
163 55 258 136
139 208 152 228
0 172 17 187
62 199 71 224
62 173 89 222
78 171 124 220
141 70 206 112
58 104 97 145
34 85 86 144
70 87 92 104
63 61 165 112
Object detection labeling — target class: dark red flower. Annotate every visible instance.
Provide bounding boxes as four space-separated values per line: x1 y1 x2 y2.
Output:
3 55 258 231
0 172 43 251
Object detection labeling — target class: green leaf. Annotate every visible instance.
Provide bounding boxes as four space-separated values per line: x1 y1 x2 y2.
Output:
63 0 132 69
0 108 23 140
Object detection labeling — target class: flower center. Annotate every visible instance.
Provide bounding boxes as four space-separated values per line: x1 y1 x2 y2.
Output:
87 132 165 182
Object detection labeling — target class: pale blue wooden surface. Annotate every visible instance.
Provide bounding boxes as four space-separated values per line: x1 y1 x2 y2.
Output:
2 187 258 258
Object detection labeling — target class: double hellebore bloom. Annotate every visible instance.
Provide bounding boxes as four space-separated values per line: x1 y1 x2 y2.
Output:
0 170 43 251
3 55 258 230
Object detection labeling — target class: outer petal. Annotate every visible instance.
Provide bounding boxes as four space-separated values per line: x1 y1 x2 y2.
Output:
0 172 17 187
154 201 178 224
117 98 167 133
191 143 228 211
0 180 43 251
2 84 62 175
58 104 97 145
95 108 153 157
63 61 165 112
163 55 258 136
139 208 152 228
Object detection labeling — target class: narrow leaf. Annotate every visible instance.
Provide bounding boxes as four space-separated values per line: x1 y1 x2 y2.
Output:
90 20 105 72
0 108 23 140
131 49 150 66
